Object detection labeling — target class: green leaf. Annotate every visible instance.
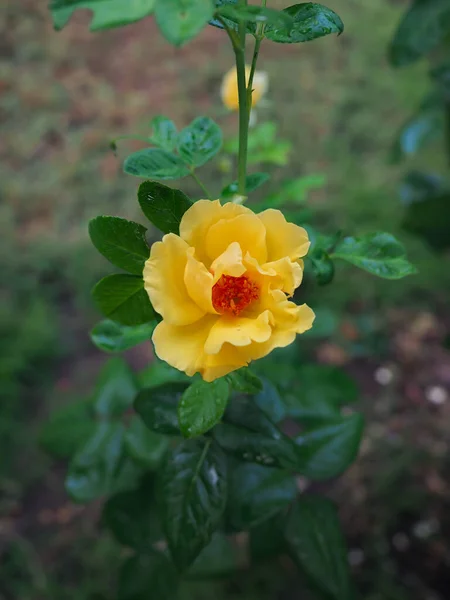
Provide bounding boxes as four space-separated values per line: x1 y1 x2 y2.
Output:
331 232 417 279
221 173 270 199
389 0 450 67
138 181 192 234
286 496 354 600
284 364 358 426
250 513 287 562
92 274 155 326
90 320 155 353
295 414 364 480
177 117 223 168
155 0 214 46
254 378 286 423
228 463 296 530
258 173 325 210
134 382 189 435
66 422 142 503
266 3 344 44
226 367 263 394
124 148 190 180
118 551 179 600
310 249 335 285
150 116 178 152
217 5 293 28
400 171 445 206
178 378 230 438
88 216 149 275
189 532 237 578
124 416 169 468
403 191 450 251
161 439 227 571
39 399 95 459
138 360 190 388
93 357 138 417
103 476 163 550
213 396 300 470
50 0 156 31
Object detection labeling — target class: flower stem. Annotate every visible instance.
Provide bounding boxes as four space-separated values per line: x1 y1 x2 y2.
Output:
190 169 213 200
234 16 249 196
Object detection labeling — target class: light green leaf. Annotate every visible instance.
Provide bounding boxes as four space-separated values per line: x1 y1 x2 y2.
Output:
138 181 192 234
124 415 169 468
93 357 138 417
150 115 178 152
266 3 344 44
331 232 417 279
286 496 354 600
177 117 223 167
90 320 155 353
221 173 270 199
155 0 214 46
217 5 293 28
50 0 156 31
124 148 190 180
92 274 156 326
88 216 149 275
138 360 190 388
178 378 230 438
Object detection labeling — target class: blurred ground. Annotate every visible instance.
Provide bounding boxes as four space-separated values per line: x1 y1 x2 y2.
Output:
1 1 450 599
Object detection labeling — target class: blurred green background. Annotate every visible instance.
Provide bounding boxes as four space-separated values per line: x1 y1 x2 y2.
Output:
2 0 450 599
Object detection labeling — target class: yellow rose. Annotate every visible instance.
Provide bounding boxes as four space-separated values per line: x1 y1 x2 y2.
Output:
221 65 268 111
144 201 315 382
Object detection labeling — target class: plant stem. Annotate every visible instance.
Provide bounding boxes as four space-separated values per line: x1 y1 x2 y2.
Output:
190 170 213 200
247 35 263 117
235 10 249 196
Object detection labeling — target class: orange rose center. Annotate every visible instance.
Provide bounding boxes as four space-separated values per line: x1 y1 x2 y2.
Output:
212 274 259 316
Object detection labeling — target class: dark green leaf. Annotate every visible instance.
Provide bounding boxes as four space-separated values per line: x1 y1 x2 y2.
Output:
138 181 192 234
250 513 287 561
134 382 189 435
403 191 450 250
189 532 237 578
213 396 300 470
254 378 286 423
266 3 344 44
66 422 142 503
431 62 450 97
286 496 354 600
124 148 190 180
124 416 169 468
155 0 214 46
90 320 155 353
150 116 178 152
209 0 239 31
389 0 450 67
39 399 95 459
118 551 179 600
88 216 149 275
93 357 138 417
138 360 190 388
284 364 358 426
103 476 163 550
177 117 223 167
178 378 230 438
50 0 156 31
217 5 293 28
331 232 417 279
399 171 445 206
310 249 335 285
221 173 270 199
226 367 263 394
295 414 364 480
161 439 227 571
92 274 155 326
228 463 296 530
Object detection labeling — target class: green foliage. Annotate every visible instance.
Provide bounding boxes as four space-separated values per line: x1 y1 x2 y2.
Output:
88 216 149 275
403 190 450 250
118 551 179 600
93 357 138 417
226 367 263 394
266 3 344 44
178 378 230 438
224 122 292 166
221 172 270 199
389 0 450 67
50 0 157 31
332 232 417 279
217 5 294 28
160 439 227 571
92 274 156 325
90 320 155 353
177 116 223 167
134 382 189 435
155 0 214 46
124 148 191 180
138 181 192 234
253 378 286 423
150 116 178 151
228 463 296 530
188 532 238 578
286 496 354 600
124 416 169 467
